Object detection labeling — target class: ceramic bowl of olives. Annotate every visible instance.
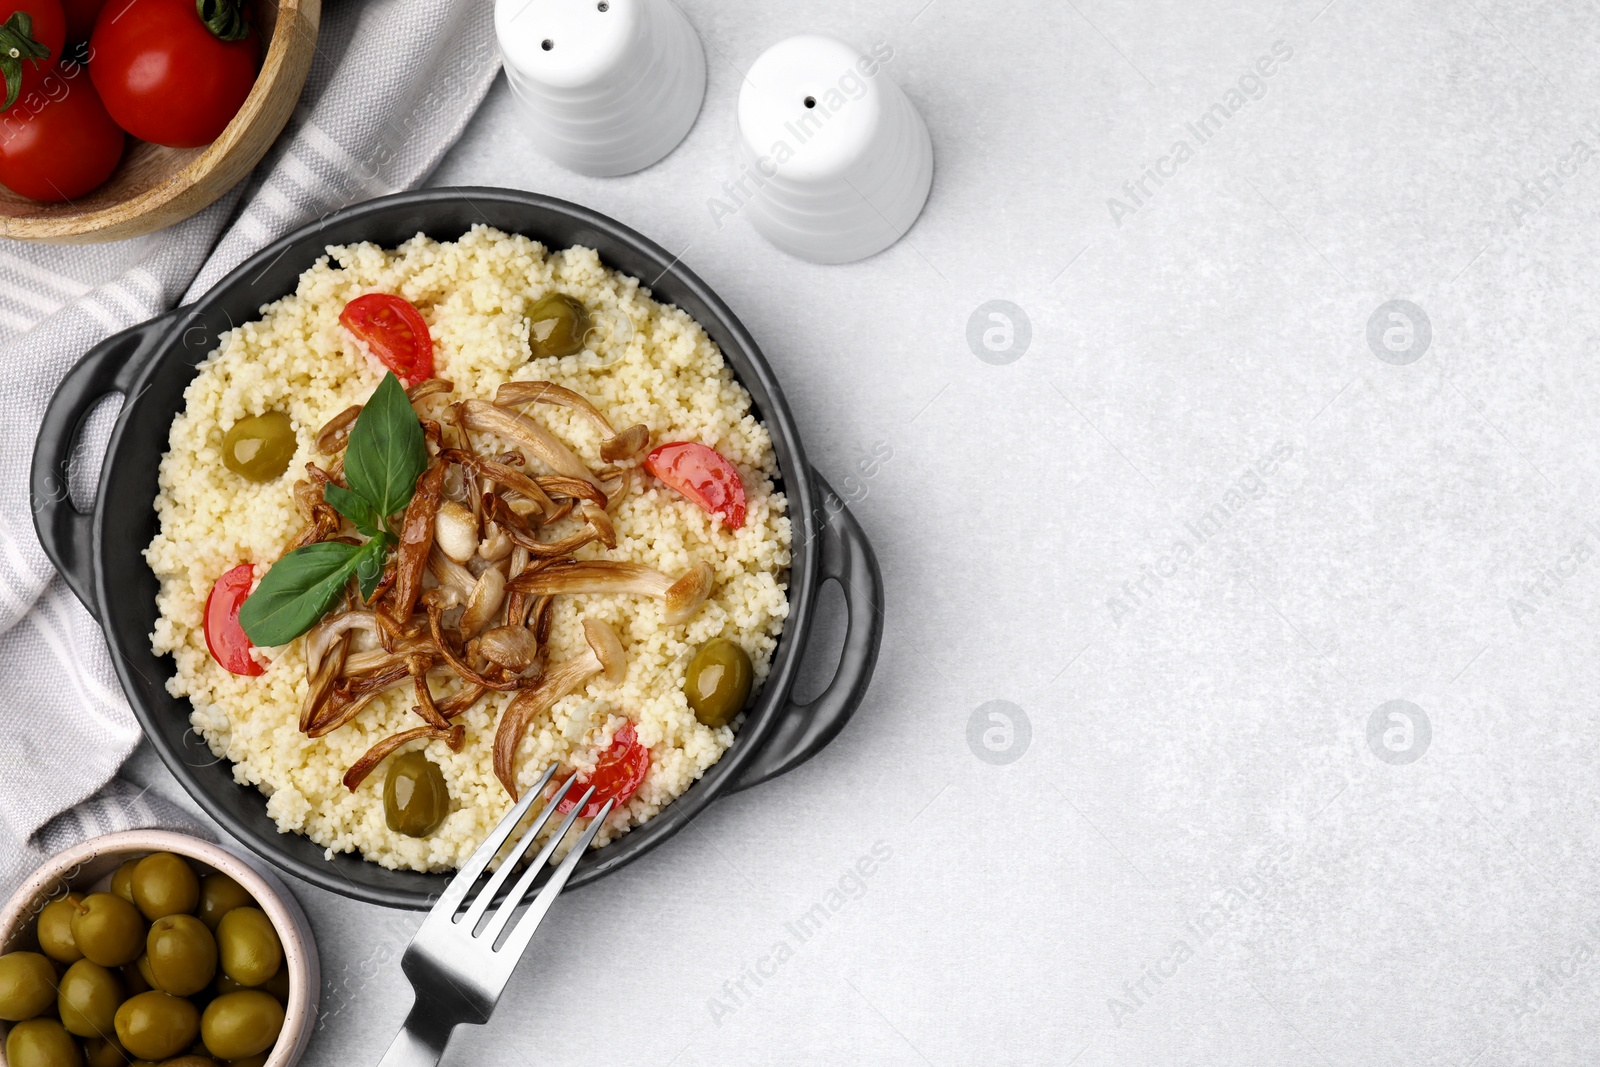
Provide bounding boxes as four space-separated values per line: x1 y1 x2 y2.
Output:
0 830 318 1067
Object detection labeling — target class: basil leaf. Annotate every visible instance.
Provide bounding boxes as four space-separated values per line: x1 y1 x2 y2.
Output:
238 541 363 646
237 373 426 647
324 482 385 537
354 534 391 603
343 372 428 520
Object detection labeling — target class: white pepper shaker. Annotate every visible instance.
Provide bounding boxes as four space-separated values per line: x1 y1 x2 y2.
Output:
495 0 706 177
734 34 934 264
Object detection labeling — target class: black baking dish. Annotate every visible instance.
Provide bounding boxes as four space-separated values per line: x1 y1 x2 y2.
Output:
31 187 883 909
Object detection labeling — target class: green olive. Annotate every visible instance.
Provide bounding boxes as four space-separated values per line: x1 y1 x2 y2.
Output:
199 991 282 1061
110 860 141 906
69 894 145 968
145 915 216 997
135 955 157 989
113 992 199 1061
214 910 279 988
227 1056 268 1067
526 293 590 358
131 854 199 922
221 413 296 483
383 751 449 837
83 1034 131 1067
159 1058 218 1067
37 893 85 964
6 1017 84 1067
196 876 252 934
58 959 123 1038
0 951 58 1021
684 638 753 728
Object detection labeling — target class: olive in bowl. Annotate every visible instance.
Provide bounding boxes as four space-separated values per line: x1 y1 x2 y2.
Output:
0 830 318 1067
145 915 217 996
130 852 200 921
216 908 281 988
0 954 55 1022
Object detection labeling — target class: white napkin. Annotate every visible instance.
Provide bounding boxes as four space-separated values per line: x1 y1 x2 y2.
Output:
0 0 502 875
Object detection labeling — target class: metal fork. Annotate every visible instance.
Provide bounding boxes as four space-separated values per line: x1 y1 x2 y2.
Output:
377 764 613 1066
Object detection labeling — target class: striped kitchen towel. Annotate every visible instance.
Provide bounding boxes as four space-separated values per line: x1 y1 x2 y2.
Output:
0 0 502 864
0 779 207 897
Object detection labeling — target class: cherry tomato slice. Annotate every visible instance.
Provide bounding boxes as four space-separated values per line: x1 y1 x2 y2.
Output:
555 722 649 818
339 294 435 387
644 442 746 530
205 564 262 676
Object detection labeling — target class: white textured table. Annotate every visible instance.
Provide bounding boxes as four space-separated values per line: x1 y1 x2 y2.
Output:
127 0 1600 1062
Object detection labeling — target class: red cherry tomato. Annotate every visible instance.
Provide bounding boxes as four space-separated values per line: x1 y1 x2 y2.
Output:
0 0 66 113
58 0 99 41
205 564 263 676
339 294 435 387
89 0 258 148
645 442 747 529
555 723 649 818
0 73 122 201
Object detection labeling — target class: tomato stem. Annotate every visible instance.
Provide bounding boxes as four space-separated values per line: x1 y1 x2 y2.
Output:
197 0 250 42
0 12 50 112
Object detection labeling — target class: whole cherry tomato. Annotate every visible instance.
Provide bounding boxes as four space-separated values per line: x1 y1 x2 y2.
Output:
59 0 101 41
339 294 435 387
89 0 258 148
0 0 65 112
645 442 747 529
0 72 122 200
205 564 263 676
555 723 649 818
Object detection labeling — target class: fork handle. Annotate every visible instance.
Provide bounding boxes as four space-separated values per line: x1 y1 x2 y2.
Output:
377 1003 457 1067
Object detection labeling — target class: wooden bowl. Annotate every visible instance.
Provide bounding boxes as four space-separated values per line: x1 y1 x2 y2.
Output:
0 0 321 244
0 829 320 1067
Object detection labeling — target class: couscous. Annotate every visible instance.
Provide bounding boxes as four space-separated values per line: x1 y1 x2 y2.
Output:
146 225 791 872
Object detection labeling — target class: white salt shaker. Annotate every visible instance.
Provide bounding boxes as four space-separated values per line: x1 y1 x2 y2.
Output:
733 34 934 264
495 0 706 177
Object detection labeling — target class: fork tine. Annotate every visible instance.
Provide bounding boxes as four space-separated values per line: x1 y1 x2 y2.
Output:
476 790 601 947
457 776 582 934
423 763 559 926
486 796 611 953
476 786 593 946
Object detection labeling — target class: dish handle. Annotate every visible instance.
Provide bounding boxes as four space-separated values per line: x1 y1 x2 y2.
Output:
724 470 884 794
31 310 181 620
